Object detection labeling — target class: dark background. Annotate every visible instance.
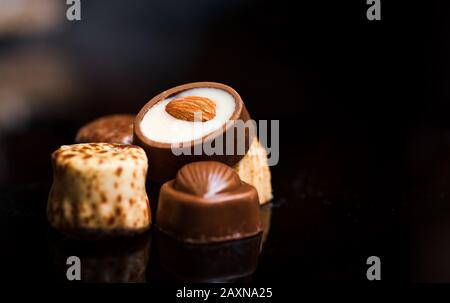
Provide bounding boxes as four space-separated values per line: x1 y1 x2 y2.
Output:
1 0 450 283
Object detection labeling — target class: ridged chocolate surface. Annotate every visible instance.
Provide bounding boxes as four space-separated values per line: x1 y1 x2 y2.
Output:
156 161 261 243
174 161 242 198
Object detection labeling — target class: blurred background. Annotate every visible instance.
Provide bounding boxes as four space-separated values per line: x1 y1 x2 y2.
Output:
0 0 440 188
0 0 420 187
2 0 450 282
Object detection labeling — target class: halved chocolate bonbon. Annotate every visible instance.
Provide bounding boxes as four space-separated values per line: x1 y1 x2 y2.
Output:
134 82 253 183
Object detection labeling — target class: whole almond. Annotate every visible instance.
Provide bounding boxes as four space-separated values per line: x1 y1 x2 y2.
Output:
165 96 216 122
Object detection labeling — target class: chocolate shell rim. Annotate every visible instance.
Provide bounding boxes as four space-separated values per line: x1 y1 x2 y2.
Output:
134 82 245 150
159 179 258 205
155 223 263 245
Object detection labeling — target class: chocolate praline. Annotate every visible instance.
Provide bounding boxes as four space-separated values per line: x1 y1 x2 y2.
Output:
133 82 252 183
156 161 261 244
76 114 134 145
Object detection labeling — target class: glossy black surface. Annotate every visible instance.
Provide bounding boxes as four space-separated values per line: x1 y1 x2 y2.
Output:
0 123 445 282
0 0 449 283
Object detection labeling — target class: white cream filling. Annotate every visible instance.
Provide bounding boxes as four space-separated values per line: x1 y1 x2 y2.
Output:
140 87 236 144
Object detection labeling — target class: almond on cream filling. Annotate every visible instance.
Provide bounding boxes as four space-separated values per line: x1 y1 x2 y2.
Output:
140 87 235 144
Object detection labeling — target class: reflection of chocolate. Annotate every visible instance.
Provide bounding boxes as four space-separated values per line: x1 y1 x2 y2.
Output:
156 161 261 243
76 114 135 144
134 82 252 183
48 231 151 283
259 203 272 250
156 230 261 282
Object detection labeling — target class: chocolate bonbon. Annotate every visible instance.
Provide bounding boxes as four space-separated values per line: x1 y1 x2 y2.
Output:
76 114 134 145
156 161 261 243
134 82 253 183
47 143 151 239
234 137 273 204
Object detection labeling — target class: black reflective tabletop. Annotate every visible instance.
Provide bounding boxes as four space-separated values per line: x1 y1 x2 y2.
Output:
2 121 449 283
0 0 449 284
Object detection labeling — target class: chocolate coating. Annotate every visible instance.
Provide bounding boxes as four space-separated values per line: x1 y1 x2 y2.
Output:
134 82 253 183
76 114 134 144
156 161 261 243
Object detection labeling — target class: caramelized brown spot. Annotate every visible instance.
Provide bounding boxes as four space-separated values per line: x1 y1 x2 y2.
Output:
100 192 107 203
115 167 123 176
62 154 76 159
98 159 104 164
115 207 122 216
132 171 137 178
116 194 122 202
113 182 118 189
130 182 135 189
83 155 92 159
129 198 135 206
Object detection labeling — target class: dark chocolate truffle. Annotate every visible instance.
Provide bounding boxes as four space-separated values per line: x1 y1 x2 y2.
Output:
156 161 261 243
76 114 134 144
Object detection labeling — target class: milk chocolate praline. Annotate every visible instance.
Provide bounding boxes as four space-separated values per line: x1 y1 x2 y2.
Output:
133 82 252 183
76 114 134 145
156 161 261 244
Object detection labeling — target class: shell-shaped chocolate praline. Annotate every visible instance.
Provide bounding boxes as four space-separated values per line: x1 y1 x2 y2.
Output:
156 161 261 244
174 161 242 198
